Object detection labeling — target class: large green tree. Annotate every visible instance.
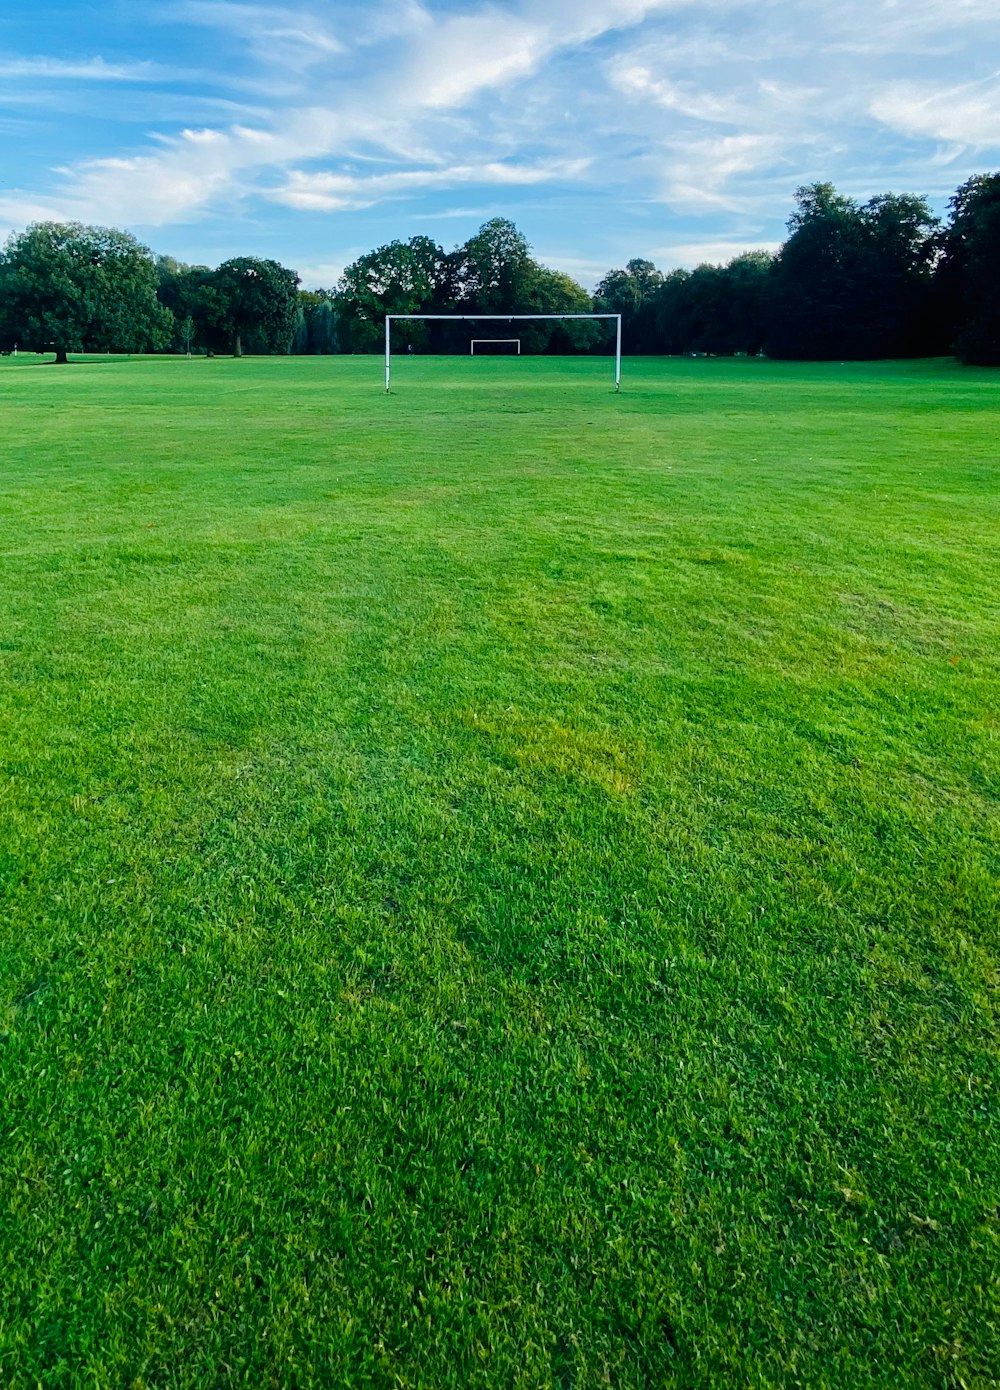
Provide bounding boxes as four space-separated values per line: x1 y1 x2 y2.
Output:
595 258 664 353
524 266 602 353
937 172 1000 365
0 222 173 362
334 221 597 356
639 250 773 357
155 256 213 351
206 257 300 356
335 237 450 352
454 218 536 312
767 184 937 359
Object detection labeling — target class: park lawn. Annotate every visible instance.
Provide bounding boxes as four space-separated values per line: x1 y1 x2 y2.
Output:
0 354 998 1388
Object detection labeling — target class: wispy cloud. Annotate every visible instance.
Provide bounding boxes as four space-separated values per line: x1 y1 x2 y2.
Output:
872 72 1000 147
650 237 782 267
172 2 346 66
0 0 689 227
610 60 749 124
295 257 348 288
273 158 590 211
0 55 164 81
0 0 997 276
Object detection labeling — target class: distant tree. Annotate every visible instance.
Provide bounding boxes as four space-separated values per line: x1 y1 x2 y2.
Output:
669 264 730 353
595 267 642 316
206 256 299 356
155 256 214 350
651 251 772 357
528 266 602 352
767 184 868 359
335 221 595 355
178 315 197 355
291 291 328 354
937 172 1000 365
767 183 937 359
454 218 536 311
290 303 309 355
0 222 173 362
450 221 599 353
335 237 449 352
722 251 774 355
309 297 338 354
595 258 664 352
858 192 940 355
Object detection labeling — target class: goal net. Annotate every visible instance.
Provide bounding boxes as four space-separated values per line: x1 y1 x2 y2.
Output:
384 314 622 392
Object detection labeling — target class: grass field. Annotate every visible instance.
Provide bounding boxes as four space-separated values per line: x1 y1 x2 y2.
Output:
1 353 998 1388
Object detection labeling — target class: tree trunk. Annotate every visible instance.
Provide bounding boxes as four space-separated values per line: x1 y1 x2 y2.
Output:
54 346 68 364
233 331 242 357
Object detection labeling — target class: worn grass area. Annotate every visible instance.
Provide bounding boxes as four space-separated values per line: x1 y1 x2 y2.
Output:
1 354 998 1388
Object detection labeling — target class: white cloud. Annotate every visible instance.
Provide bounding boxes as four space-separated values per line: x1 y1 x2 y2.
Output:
532 250 613 289
0 0 686 227
0 56 163 81
295 258 346 287
650 237 781 267
273 158 590 211
871 73 1000 147
659 134 789 213
2 0 999 255
173 3 346 67
610 60 748 123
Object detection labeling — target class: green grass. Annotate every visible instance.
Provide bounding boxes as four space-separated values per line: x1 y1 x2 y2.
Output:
1 353 998 1388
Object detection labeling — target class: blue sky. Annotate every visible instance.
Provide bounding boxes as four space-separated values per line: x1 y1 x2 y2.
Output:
1 0 998 288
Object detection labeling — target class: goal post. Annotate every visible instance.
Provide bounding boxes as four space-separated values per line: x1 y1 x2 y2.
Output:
384 313 623 392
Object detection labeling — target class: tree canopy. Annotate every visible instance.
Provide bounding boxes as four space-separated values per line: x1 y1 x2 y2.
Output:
938 173 1000 365
0 222 172 362
767 184 938 359
334 219 599 356
1 172 998 366
205 257 300 357
335 237 452 352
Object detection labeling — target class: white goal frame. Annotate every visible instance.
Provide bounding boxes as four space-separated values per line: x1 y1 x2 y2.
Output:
471 339 521 355
384 314 623 392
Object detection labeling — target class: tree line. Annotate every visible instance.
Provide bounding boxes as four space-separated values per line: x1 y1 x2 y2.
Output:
0 174 997 365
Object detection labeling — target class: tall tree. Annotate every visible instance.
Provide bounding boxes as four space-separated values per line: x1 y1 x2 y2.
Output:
528 267 602 352
335 221 594 355
937 172 1000 365
155 256 213 350
206 257 299 356
292 290 338 354
335 237 449 352
722 251 774 356
767 183 937 359
767 184 869 359
595 258 664 353
454 218 536 311
0 222 173 362
309 297 338 355
857 193 939 356
178 315 197 355
645 269 684 354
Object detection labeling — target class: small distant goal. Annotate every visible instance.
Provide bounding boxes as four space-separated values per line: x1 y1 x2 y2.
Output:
384 314 623 392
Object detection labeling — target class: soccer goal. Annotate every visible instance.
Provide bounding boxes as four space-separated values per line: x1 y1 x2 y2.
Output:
471 339 521 355
384 314 623 392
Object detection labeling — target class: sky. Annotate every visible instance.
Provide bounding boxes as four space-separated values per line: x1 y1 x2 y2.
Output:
0 0 998 289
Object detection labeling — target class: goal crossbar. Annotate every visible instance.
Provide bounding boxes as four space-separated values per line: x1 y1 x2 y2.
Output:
384 313 622 392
